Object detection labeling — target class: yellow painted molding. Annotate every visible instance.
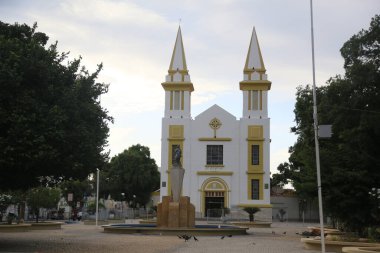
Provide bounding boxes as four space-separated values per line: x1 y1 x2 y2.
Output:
169 125 184 138
198 137 232 141
246 138 265 141
168 69 188 74
247 174 264 200
167 138 185 141
162 82 194 92
244 68 266 73
181 91 184 110
239 81 271 91
246 171 265 174
238 203 272 208
197 171 233 176
248 125 263 139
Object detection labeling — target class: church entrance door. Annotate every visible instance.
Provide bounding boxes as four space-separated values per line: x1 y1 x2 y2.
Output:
204 191 224 217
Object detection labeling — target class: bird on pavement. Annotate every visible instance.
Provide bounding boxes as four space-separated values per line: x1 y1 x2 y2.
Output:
193 236 198 241
182 235 192 241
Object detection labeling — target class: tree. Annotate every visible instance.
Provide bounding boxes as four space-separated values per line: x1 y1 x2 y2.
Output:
272 15 380 234
26 187 61 223
0 21 112 191
0 192 13 222
102 144 160 207
60 179 93 217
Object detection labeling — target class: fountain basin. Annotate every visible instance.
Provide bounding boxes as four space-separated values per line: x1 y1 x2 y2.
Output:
102 223 248 236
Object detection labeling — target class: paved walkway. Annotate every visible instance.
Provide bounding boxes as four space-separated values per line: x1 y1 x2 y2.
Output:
0 222 321 253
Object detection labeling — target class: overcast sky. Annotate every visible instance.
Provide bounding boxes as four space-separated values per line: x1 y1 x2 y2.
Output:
1 0 379 175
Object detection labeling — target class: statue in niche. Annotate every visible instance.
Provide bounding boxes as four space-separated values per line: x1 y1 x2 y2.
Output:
174 146 182 167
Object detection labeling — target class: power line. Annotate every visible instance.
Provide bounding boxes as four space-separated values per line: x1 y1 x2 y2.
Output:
321 105 380 115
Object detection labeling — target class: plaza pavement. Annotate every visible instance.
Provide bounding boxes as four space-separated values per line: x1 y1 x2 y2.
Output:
0 221 321 253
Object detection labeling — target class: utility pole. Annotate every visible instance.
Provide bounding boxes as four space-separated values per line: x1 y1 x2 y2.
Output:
309 1 325 252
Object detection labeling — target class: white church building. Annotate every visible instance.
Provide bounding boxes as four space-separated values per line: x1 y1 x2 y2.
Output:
159 27 272 218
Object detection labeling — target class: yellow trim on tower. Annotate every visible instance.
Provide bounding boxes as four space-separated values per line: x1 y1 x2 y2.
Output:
248 90 251 110
248 125 263 139
239 81 271 91
169 125 184 139
167 125 184 195
246 125 265 200
162 82 194 92
246 171 264 174
248 141 264 173
170 91 173 110
247 174 264 200
181 91 184 110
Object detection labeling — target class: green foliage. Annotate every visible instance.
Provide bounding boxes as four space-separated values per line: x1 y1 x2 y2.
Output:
0 193 13 214
272 15 380 235
101 144 160 207
86 201 105 215
0 21 112 191
0 193 13 222
26 187 61 222
243 207 260 214
60 179 93 209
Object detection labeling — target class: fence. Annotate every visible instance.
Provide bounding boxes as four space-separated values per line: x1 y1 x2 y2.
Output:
206 208 272 223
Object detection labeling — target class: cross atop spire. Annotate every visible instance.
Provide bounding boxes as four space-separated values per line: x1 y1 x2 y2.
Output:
244 27 266 75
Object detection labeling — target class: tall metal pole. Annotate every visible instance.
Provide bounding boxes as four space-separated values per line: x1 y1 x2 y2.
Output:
95 168 100 226
310 1 325 252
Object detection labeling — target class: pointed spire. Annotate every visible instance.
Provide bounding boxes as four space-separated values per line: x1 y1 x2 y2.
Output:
169 26 188 73
244 27 266 73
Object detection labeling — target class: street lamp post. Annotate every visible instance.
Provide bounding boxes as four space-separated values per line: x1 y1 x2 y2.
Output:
369 188 380 215
121 193 125 220
95 168 100 226
133 194 136 219
309 1 326 252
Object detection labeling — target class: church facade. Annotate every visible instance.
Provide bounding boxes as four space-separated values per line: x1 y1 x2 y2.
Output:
159 27 272 218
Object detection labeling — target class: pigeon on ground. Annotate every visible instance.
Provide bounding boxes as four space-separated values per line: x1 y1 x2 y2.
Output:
182 235 192 242
193 236 198 241
221 235 225 239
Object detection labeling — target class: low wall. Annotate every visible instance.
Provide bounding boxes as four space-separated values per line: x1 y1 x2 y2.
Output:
302 238 380 253
0 224 31 232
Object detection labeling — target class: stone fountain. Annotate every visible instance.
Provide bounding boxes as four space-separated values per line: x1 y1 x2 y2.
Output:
102 147 247 235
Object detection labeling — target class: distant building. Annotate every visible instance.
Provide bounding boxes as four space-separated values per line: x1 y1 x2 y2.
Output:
159 27 272 219
271 188 320 222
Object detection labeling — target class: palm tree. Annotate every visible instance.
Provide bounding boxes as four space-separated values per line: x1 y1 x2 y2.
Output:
243 207 260 222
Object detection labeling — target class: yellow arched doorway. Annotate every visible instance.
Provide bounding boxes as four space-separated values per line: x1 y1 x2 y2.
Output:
200 177 229 217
